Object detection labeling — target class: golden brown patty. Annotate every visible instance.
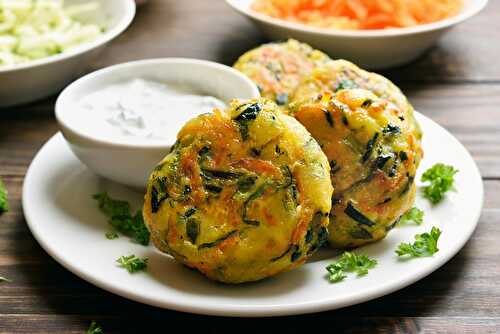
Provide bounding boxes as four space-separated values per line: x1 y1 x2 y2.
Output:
291 59 422 143
143 99 333 283
290 89 423 248
233 39 330 106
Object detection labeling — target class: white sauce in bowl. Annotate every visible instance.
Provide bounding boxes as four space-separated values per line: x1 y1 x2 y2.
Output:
75 78 226 144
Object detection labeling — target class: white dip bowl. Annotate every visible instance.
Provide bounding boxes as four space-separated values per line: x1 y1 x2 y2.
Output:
0 0 136 108
226 0 488 70
55 58 261 189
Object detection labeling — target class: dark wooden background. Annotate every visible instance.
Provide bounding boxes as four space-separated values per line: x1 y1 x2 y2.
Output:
1 1 499 333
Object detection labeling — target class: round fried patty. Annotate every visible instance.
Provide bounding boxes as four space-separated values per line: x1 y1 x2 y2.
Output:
234 39 330 107
143 99 333 283
291 59 422 144
290 89 423 249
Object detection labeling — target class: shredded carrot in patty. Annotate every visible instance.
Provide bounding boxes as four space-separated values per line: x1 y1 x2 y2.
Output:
251 0 463 30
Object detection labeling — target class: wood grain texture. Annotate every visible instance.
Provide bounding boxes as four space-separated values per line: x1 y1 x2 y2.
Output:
1 0 500 333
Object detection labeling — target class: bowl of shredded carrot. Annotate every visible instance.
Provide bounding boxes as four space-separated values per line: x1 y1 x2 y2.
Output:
226 0 488 69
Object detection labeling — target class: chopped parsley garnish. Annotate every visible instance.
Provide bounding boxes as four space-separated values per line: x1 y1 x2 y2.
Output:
399 207 424 226
421 163 458 204
105 231 119 240
396 227 442 258
116 255 148 273
326 252 377 283
93 192 150 246
0 178 9 214
87 321 104 334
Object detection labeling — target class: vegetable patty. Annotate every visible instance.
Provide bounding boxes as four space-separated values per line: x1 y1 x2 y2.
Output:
291 59 422 144
233 39 330 106
143 99 333 283
290 89 423 248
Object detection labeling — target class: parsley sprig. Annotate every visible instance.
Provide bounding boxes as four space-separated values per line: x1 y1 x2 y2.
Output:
116 255 148 273
87 321 104 334
396 227 442 258
105 232 119 240
399 207 424 226
421 163 458 204
326 252 377 283
0 177 9 214
93 192 150 245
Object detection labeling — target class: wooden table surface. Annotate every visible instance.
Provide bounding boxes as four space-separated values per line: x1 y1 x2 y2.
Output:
1 1 499 333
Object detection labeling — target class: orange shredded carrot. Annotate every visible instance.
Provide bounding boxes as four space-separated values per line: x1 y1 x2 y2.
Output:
251 0 463 30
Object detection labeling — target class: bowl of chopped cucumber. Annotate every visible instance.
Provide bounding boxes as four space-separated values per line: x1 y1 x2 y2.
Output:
0 0 136 108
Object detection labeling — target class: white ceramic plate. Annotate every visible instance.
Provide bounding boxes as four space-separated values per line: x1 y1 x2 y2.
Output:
23 113 483 317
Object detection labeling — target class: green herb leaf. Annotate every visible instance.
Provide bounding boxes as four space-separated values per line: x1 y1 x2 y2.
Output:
131 211 150 246
105 231 119 240
93 192 130 217
396 227 442 258
93 192 150 246
421 163 458 204
116 255 148 273
326 252 377 283
0 178 9 214
87 321 104 334
399 207 424 226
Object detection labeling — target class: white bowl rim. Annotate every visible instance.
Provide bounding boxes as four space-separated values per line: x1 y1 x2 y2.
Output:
55 57 261 149
226 0 488 38
0 0 136 74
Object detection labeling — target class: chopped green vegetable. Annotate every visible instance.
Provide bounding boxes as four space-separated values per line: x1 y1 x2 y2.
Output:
421 163 458 204
362 132 379 162
116 255 148 273
105 231 119 240
326 252 377 283
349 228 373 240
93 192 150 246
345 202 375 227
396 227 442 258
201 169 241 180
186 218 200 243
87 321 104 334
335 79 358 91
0 1 104 69
241 182 271 227
0 178 8 214
198 230 238 250
399 207 424 226
383 124 401 135
236 175 257 193
233 102 262 140
150 184 168 213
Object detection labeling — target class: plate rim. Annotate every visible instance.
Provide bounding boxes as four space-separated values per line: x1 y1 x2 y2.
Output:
22 112 484 317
